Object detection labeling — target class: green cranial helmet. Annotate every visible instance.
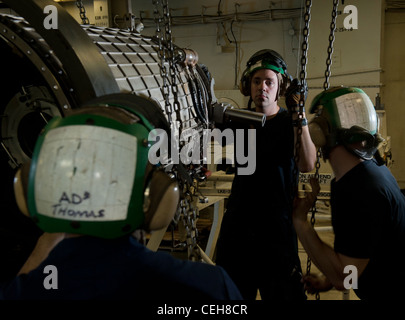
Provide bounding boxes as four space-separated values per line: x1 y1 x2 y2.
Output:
21 94 179 239
309 86 383 160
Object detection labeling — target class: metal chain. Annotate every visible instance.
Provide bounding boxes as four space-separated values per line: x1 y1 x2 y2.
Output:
179 190 200 261
298 0 311 109
323 0 339 90
162 1 181 115
293 0 322 300
305 0 339 300
293 0 312 198
309 151 321 227
164 0 200 261
306 149 321 300
152 0 201 261
75 1 90 25
153 0 173 121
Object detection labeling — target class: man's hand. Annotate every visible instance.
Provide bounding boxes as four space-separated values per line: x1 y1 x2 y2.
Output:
285 78 308 113
293 178 320 225
302 273 334 294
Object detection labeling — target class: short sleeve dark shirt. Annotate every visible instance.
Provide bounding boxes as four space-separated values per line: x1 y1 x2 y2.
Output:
221 108 298 260
331 159 405 300
226 108 295 225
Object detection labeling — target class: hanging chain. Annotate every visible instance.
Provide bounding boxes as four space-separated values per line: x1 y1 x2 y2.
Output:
305 0 339 301
75 1 90 25
306 149 321 300
162 1 182 115
294 0 322 300
293 0 312 195
178 188 200 261
152 0 201 261
323 0 339 90
153 0 173 121
173 176 200 261
298 0 311 113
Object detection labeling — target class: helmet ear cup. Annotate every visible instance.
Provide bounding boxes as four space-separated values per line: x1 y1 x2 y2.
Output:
239 69 250 96
13 161 31 217
309 116 328 149
143 169 180 231
279 73 293 97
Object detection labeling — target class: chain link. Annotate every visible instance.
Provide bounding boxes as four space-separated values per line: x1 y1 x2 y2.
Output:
323 0 339 90
75 1 90 25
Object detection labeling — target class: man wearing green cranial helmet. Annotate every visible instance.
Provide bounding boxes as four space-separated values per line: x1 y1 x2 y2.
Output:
239 49 290 101
293 87 405 301
215 49 317 301
2 93 243 300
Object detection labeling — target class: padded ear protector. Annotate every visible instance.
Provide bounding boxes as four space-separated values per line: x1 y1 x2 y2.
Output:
308 104 334 159
239 68 252 97
143 163 180 231
276 72 293 100
308 117 328 149
14 161 31 217
308 104 328 147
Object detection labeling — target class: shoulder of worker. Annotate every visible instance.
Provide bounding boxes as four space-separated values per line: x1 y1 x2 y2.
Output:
139 246 243 299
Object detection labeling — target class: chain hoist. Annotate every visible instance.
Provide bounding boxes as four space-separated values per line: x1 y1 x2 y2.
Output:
75 1 90 25
152 0 201 261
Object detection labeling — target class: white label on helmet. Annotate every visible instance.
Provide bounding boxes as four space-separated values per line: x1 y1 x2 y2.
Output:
34 125 137 221
335 92 377 132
